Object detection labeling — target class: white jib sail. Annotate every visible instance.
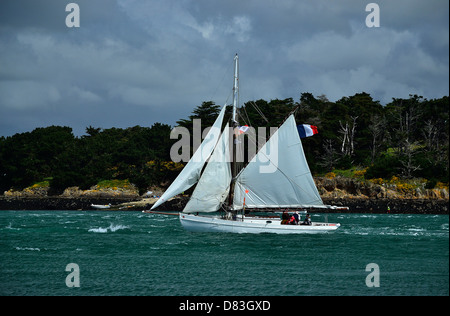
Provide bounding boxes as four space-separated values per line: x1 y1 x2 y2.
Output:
233 115 324 209
183 127 231 213
151 104 227 210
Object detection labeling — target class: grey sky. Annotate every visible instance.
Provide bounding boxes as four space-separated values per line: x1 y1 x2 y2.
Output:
0 0 448 136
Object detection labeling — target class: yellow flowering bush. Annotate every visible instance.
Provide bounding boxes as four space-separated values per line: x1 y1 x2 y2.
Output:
353 169 367 179
95 179 131 189
389 176 400 184
369 178 384 185
146 160 184 172
30 181 50 188
160 161 184 172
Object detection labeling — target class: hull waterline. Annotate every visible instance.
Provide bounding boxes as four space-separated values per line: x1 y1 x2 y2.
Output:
179 213 340 234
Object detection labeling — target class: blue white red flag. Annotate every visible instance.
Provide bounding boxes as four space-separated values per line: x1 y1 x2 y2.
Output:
238 125 249 134
297 124 318 138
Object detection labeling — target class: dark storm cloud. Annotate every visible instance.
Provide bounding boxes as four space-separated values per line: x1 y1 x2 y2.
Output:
0 0 448 137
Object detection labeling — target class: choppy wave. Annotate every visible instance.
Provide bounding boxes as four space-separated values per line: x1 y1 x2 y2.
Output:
15 247 40 251
1 211 448 296
88 223 130 233
342 225 448 238
5 222 20 230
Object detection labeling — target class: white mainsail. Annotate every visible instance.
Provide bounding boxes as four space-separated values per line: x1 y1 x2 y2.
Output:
183 127 231 213
151 104 227 210
233 115 324 210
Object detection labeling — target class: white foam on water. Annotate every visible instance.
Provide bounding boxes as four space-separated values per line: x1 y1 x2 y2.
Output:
15 247 40 251
88 223 130 233
5 223 20 230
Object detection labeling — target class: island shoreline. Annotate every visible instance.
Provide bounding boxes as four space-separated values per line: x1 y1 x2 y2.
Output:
0 196 448 214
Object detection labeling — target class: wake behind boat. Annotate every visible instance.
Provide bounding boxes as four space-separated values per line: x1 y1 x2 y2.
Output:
148 54 346 234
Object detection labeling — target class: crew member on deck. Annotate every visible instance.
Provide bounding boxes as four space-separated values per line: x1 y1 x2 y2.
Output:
302 213 311 226
281 210 290 225
293 211 300 224
289 215 297 225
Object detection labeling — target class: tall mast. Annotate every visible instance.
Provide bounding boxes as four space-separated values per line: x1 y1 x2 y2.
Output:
232 53 239 125
228 54 239 211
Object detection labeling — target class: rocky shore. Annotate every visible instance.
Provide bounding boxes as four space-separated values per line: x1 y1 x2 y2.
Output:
321 198 448 214
0 195 448 214
1 177 448 214
0 196 138 211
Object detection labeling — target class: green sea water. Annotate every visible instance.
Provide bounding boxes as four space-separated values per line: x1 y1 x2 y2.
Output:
1 211 448 296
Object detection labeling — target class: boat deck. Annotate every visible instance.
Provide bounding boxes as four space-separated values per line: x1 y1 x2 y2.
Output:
180 213 340 234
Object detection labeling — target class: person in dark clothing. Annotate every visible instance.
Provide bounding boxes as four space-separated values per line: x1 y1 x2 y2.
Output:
302 213 312 226
293 211 300 224
281 210 290 225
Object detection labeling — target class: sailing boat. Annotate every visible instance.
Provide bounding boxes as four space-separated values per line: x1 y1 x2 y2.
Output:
149 54 345 234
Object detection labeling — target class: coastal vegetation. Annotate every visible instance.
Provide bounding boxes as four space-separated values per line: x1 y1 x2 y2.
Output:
0 92 448 197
